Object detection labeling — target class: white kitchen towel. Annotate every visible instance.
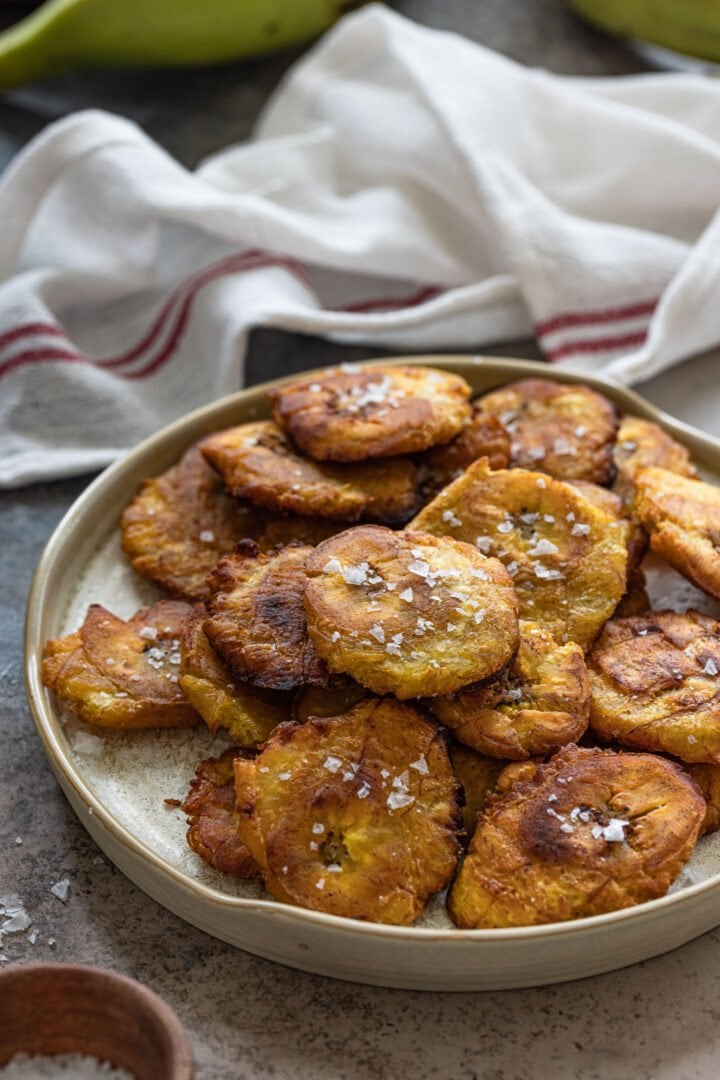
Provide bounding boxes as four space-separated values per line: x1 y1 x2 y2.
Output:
2 3 720 487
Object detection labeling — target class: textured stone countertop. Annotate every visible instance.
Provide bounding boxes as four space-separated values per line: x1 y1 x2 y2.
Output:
3 3 720 1078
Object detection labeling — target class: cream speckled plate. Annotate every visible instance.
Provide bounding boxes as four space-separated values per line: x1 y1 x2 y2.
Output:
24 356 720 991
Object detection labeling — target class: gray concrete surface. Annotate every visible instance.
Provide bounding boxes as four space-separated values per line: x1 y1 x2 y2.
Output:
3 4 716 1079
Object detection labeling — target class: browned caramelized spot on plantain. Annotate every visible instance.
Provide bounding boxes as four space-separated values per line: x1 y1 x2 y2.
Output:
234 697 461 924
416 406 511 501
477 378 618 484
633 467 720 600
304 525 519 699
270 364 472 462
179 615 290 746
199 419 418 524
410 459 628 650
448 745 705 928
292 682 369 725
448 741 506 839
429 621 590 760
255 514 347 552
587 609 720 763
121 446 264 601
182 748 261 879
42 600 200 729
204 541 332 692
614 415 697 507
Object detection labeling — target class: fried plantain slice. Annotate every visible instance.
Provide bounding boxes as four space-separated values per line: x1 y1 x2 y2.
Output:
270 365 472 462
448 741 506 838
410 459 628 650
42 600 200 729
304 525 519 699
633 467 720 600
686 763 720 836
120 446 264 601
204 541 331 692
199 420 418 524
448 744 705 928
182 749 261 879
234 697 461 924
614 415 697 506
292 682 369 725
587 609 720 764
477 378 618 484
428 621 590 760
179 615 290 745
417 406 511 501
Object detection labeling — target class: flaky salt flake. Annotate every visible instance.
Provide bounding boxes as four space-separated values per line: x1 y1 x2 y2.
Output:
14 837 22 846
470 567 489 580
327 863 343 874
387 791 415 811
311 822 325 835
315 878 326 891
476 536 492 553
496 521 513 534
323 755 342 774
566 511 576 522
399 587 413 603
331 631 341 643
446 622 457 632
357 781 371 799
410 755 429 775
369 624 385 643
703 658 719 676
323 557 343 575
547 794 558 803
554 437 576 456
571 523 591 537
199 530 215 543
593 818 629 843
309 382 322 392
575 425 587 437
138 626 158 641
536 478 546 489
473 610 486 624
408 559 430 578
278 771 292 781
442 509 462 527
50 879 70 903
560 822 575 834
527 446 546 461
532 538 558 556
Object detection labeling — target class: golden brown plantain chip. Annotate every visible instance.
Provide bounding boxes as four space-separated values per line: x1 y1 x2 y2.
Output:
417 406 511 501
633 467 720 600
304 525 519 699
199 420 418 524
587 609 720 764
448 744 705 928
495 759 541 793
182 749 261 879
234 697 461 924
448 741 506 839
270 364 472 461
179 615 290 746
120 446 264 601
42 600 200 729
614 415 697 506
477 378 618 484
428 621 589 760
410 459 628 650
686 762 720 836
292 682 369 725
204 541 332 692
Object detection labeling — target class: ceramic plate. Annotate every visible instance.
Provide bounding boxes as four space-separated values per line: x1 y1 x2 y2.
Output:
24 356 720 991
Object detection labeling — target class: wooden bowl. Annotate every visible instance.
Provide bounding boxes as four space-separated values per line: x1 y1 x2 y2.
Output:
0 964 193 1078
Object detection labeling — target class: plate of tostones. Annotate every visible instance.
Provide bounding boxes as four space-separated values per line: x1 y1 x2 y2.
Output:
24 356 720 990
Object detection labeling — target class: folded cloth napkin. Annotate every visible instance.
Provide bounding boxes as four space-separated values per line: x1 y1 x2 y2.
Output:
2 3 720 487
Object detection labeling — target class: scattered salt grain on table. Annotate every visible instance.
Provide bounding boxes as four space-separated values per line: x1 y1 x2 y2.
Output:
0 1053 136 1078
50 879 70 903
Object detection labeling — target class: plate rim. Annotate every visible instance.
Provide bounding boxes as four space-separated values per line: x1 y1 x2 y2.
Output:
24 353 720 947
